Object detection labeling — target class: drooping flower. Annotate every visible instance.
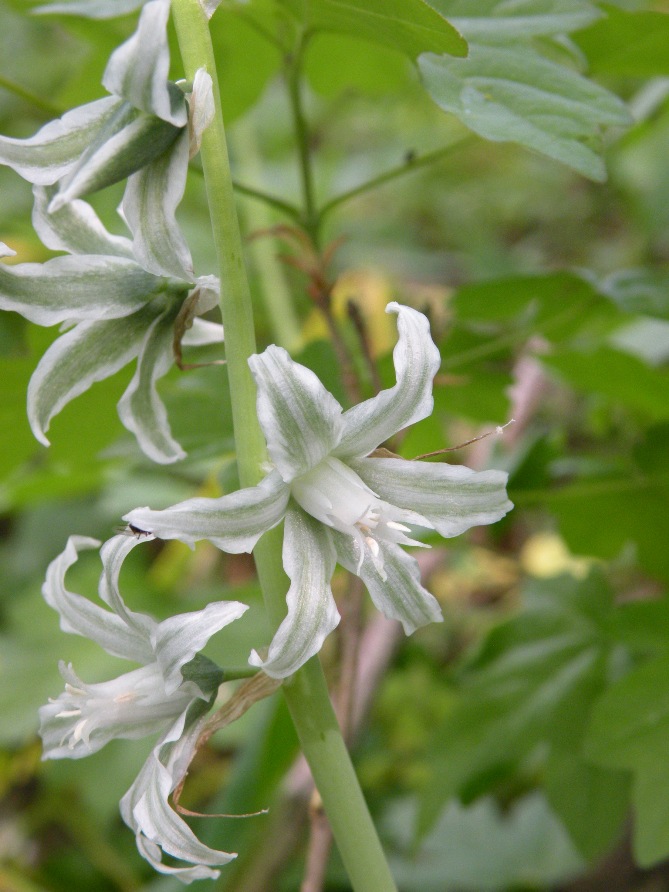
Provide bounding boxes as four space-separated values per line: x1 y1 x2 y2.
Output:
0 0 186 217
125 302 513 678
0 182 222 463
40 533 248 880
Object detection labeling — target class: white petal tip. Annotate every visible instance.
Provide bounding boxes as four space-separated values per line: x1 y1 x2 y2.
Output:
0 242 17 258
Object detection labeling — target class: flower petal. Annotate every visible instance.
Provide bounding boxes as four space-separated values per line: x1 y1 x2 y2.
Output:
154 601 248 695
0 252 161 326
124 470 290 553
249 346 344 482
33 0 146 16
331 531 443 634
351 457 513 538
32 186 134 258
42 535 155 663
102 0 187 127
334 302 441 460
27 303 160 446
249 505 339 679
39 661 194 760
0 96 122 185
122 130 194 280
121 707 235 880
188 69 214 158
50 105 182 212
181 317 224 347
98 535 158 642
117 302 187 464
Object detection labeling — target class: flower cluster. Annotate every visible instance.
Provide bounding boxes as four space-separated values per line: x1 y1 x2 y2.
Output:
0 0 219 463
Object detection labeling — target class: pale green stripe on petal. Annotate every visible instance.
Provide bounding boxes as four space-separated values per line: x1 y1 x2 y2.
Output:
42 535 155 663
124 470 290 553
249 345 345 482
0 96 122 185
27 304 159 446
32 186 134 258
34 0 146 17
154 601 248 695
0 253 161 326
332 531 443 634
334 302 441 461
351 457 513 538
117 303 187 464
102 0 187 127
123 131 194 280
249 505 339 679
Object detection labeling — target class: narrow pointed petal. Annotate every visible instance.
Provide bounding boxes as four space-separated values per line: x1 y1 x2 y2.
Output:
102 0 187 127
98 535 158 642
32 186 134 258
0 243 16 258
0 96 122 185
0 252 161 326
249 346 345 482
188 69 214 158
122 130 193 280
50 106 182 211
27 304 159 446
249 505 339 679
42 535 154 663
332 531 443 634
34 0 146 16
351 457 513 538
121 709 235 880
154 601 248 695
334 303 441 460
124 470 290 553
117 303 187 464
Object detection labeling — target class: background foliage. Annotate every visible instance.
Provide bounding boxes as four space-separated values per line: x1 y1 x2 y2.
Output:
1 1 668 890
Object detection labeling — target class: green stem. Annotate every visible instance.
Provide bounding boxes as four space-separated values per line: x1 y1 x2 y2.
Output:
286 37 319 245
0 74 62 117
171 5 396 891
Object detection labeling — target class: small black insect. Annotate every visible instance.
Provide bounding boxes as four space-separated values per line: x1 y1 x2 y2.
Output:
116 523 153 539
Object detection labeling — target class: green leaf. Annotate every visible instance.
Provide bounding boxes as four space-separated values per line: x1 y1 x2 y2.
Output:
282 0 467 60
575 7 669 77
586 655 669 865
419 573 615 837
544 748 629 859
431 0 602 42
419 43 630 181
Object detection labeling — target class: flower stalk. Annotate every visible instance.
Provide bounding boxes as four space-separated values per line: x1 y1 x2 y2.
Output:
170 2 398 889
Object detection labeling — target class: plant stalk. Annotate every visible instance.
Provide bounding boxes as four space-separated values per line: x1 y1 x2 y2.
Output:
171 3 396 890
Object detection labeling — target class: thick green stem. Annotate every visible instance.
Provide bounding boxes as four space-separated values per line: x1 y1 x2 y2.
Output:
171 4 396 890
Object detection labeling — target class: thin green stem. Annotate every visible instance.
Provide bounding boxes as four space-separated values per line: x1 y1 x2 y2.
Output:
171 5 396 890
0 74 61 116
232 179 303 223
318 139 470 225
286 36 319 244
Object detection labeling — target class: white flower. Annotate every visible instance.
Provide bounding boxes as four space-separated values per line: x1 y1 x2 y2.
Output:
39 534 247 880
126 303 513 678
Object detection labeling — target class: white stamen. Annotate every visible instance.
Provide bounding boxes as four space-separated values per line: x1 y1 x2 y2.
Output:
386 521 412 532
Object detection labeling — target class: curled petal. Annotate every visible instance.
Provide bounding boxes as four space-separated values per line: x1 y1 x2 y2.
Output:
249 346 344 482
117 303 187 464
27 303 160 447
102 0 187 126
124 470 290 553
249 505 339 678
42 535 154 663
351 457 513 538
334 302 441 460
0 96 122 185
154 601 249 695
0 252 161 326
98 535 157 641
332 531 443 634
121 709 235 880
122 130 193 280
32 186 134 259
